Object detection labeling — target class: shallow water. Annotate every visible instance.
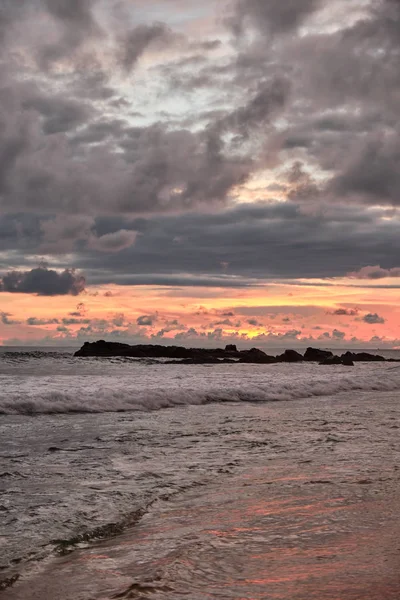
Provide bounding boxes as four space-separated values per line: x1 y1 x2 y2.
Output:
1 350 400 597
2 385 400 599
1 351 400 414
32 461 399 600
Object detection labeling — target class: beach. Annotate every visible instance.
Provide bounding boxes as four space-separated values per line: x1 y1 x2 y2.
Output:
1 350 400 598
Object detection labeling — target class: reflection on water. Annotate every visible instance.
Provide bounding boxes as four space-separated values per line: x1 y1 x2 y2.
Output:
3 389 400 600
5 462 400 600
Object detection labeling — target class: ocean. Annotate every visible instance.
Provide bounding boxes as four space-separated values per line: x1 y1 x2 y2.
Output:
1 347 400 599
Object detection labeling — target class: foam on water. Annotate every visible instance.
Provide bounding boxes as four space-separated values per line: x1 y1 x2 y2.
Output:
1 349 400 597
1 351 400 414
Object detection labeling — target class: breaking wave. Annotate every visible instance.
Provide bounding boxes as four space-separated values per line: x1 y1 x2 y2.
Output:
1 370 400 415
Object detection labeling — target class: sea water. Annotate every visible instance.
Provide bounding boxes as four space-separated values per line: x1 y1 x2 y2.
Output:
1 348 400 599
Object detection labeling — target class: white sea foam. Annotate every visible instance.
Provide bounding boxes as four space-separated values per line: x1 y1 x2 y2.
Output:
1 358 399 414
1 351 400 595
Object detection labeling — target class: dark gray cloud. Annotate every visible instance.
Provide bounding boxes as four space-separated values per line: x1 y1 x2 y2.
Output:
332 329 345 340
213 77 289 139
1 311 20 325
329 132 400 205
363 313 386 325
26 317 59 325
0 89 255 215
39 0 102 68
70 201 400 282
348 265 400 279
0 1 24 46
62 317 91 325
137 315 157 326
120 23 177 73
90 230 138 253
247 318 263 326
0 0 399 297
22 94 93 135
331 308 358 316
231 0 320 36
1 200 400 286
0 266 85 296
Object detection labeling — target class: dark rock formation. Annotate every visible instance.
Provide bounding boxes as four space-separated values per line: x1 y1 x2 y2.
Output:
319 355 354 366
75 341 277 364
74 341 387 366
304 347 333 362
75 340 226 360
238 348 277 364
165 357 236 365
319 355 343 365
341 355 355 366
277 349 303 362
341 351 385 362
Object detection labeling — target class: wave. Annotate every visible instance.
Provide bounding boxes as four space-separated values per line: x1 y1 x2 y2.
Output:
1 372 400 415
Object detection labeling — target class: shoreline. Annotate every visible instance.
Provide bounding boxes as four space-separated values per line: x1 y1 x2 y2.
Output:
3 389 400 599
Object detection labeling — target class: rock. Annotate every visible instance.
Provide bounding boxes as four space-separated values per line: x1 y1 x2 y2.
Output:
75 341 276 364
304 347 333 362
341 355 355 366
75 341 214 360
165 357 236 365
239 348 277 363
319 355 343 365
340 351 385 362
277 349 303 362
74 340 137 357
74 340 383 367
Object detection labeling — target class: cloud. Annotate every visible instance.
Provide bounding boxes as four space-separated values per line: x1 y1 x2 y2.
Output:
0 0 400 316
137 315 156 326
247 318 263 326
348 265 400 279
26 317 59 325
90 230 138 253
213 77 290 139
0 266 86 296
4 201 400 285
39 0 102 68
330 308 358 316
362 313 386 325
332 328 345 340
330 133 400 205
174 327 201 341
1 312 20 325
119 24 178 73
62 317 91 325
231 0 321 36
69 302 86 317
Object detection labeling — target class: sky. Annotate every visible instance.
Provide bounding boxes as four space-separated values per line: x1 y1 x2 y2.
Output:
0 0 400 349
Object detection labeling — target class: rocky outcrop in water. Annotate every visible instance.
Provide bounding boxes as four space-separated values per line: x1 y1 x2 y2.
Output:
304 347 333 362
74 341 389 365
277 349 303 363
75 341 278 364
340 351 385 362
319 355 354 366
238 348 277 364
